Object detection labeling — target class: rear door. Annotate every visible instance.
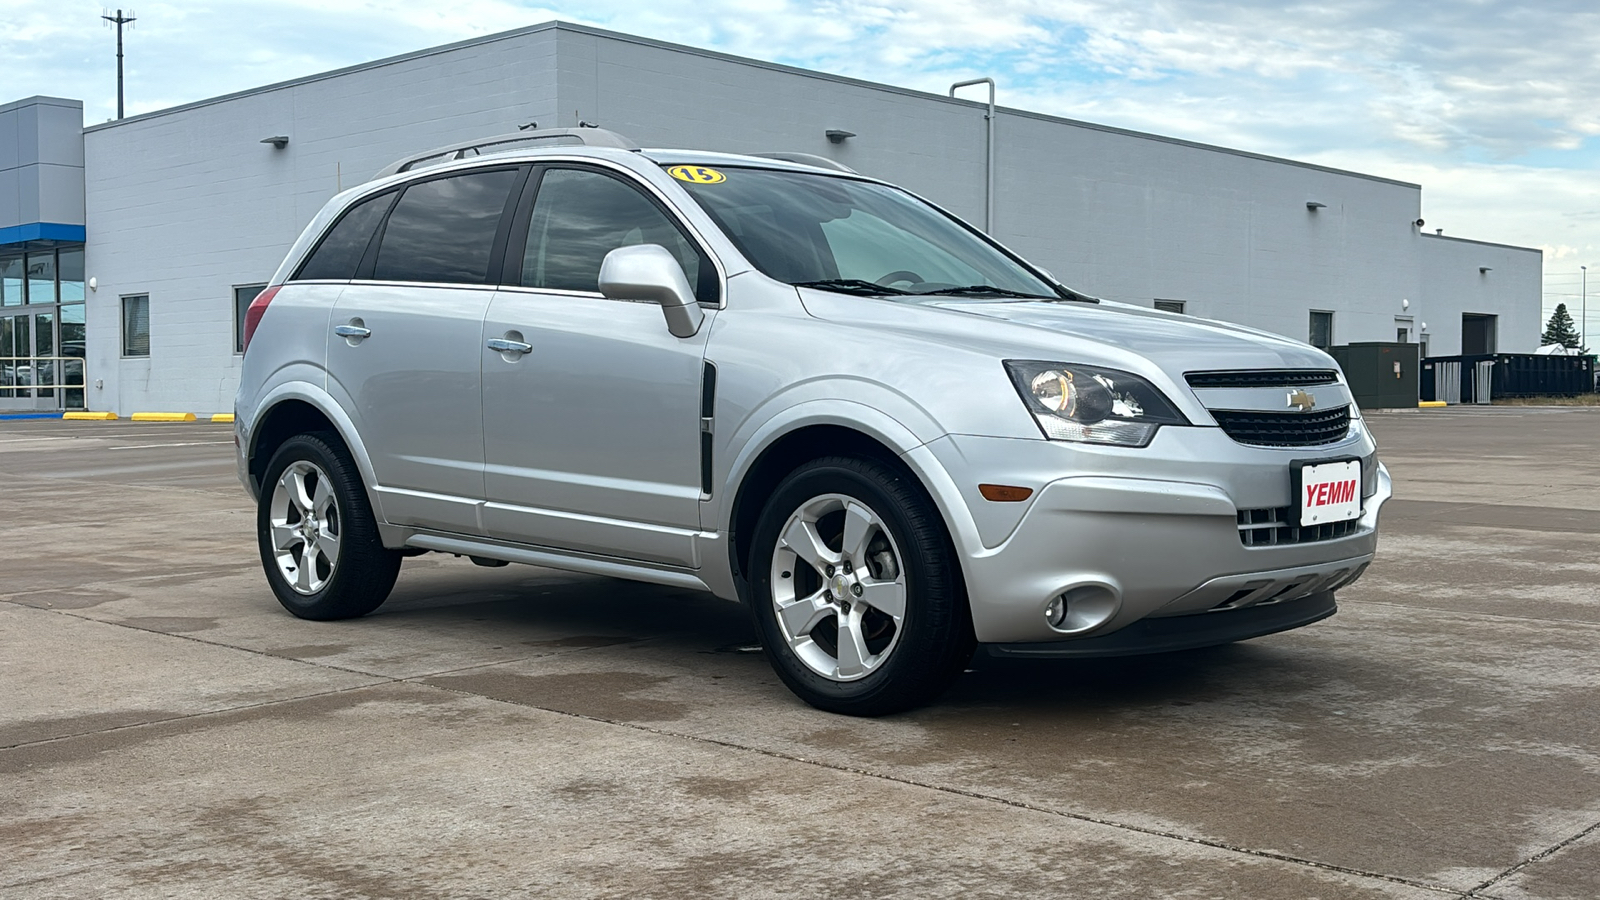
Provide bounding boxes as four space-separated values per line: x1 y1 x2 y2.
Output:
480 164 718 566
326 165 526 535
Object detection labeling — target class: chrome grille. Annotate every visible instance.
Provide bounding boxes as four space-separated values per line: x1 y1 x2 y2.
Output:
1211 406 1350 447
1186 369 1339 388
1237 506 1362 547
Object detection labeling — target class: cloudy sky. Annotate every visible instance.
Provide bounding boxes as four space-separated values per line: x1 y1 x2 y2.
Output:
4 0 1598 329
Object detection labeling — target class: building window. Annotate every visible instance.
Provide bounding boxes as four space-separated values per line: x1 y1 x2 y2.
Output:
1153 299 1185 314
1309 311 1334 350
58 249 85 304
25 251 56 304
122 294 150 357
0 255 21 307
233 284 266 353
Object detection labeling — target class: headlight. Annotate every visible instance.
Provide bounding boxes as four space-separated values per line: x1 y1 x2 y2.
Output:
1004 360 1188 447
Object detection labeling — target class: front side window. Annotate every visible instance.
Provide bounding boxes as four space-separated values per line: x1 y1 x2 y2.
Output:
672 166 1063 299
296 191 395 281
372 168 520 285
122 295 150 357
234 284 266 353
521 167 715 302
58 249 85 304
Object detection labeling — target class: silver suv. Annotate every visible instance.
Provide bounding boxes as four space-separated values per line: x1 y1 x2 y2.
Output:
236 129 1390 715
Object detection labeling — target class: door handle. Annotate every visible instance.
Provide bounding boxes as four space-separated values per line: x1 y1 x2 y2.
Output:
486 338 533 354
334 324 371 339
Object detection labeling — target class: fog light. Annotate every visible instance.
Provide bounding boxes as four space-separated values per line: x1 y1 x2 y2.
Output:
1043 583 1121 635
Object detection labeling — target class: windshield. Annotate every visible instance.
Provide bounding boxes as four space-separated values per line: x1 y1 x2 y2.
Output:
666 165 1070 299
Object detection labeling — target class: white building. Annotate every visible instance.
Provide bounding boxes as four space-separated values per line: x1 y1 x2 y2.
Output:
0 21 1541 415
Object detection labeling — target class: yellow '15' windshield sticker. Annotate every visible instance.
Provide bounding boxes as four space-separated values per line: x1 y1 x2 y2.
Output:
668 165 726 184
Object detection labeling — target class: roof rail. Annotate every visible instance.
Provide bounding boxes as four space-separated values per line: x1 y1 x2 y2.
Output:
748 152 858 174
374 127 639 179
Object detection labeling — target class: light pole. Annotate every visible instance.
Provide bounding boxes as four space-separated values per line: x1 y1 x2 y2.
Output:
1583 265 1588 353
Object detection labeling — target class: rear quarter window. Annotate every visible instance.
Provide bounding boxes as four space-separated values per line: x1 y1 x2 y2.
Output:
295 192 394 281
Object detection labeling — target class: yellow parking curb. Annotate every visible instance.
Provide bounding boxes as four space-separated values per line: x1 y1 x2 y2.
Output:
130 412 198 422
63 411 119 421
1418 401 1448 408
211 413 235 424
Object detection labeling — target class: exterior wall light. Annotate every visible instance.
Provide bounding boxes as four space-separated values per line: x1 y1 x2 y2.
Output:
260 135 290 149
1306 201 1326 210
1480 267 1492 274
825 129 856 143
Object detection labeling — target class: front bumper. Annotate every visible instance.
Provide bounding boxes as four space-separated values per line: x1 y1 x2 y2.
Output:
919 426 1390 646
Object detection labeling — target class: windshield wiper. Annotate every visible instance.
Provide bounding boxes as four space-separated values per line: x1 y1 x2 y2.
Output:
916 284 1072 300
791 279 912 296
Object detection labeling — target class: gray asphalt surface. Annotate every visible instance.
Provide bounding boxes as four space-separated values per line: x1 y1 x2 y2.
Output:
2 408 1598 898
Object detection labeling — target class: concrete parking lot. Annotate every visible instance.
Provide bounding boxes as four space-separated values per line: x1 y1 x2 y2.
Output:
2 408 1598 899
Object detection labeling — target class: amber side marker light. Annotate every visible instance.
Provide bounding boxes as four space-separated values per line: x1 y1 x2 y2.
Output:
979 484 1034 502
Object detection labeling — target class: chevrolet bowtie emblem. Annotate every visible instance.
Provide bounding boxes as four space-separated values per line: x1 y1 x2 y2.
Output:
1286 389 1317 411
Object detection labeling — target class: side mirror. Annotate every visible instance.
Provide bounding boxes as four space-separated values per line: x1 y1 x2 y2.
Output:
598 244 705 338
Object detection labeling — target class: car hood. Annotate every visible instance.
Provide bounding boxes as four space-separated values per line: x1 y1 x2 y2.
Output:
914 297 1333 371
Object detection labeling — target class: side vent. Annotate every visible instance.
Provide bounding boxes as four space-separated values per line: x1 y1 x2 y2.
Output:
700 361 718 496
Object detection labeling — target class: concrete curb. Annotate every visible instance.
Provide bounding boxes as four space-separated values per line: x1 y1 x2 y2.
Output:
130 412 200 422
63 411 119 421
1418 401 1449 408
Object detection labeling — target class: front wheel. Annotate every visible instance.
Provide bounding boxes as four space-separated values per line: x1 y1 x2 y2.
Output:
257 432 401 620
749 456 973 715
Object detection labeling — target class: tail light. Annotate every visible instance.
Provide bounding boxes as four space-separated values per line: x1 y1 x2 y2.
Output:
242 285 282 353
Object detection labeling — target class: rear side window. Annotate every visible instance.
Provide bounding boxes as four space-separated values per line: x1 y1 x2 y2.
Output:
296 192 392 281
373 169 520 285
522 168 715 302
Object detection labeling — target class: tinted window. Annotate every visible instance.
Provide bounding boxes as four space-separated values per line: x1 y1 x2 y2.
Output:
523 168 713 302
374 169 519 285
297 192 392 281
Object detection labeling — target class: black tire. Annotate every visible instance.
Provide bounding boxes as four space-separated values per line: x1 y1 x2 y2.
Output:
748 456 974 716
257 432 401 620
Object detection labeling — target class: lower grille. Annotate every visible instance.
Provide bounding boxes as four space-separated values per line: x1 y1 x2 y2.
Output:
1212 406 1350 447
1238 506 1362 547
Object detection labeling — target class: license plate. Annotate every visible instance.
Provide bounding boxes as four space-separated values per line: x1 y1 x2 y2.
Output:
1298 460 1361 527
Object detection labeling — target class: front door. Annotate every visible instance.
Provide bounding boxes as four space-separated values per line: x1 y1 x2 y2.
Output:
480 165 718 567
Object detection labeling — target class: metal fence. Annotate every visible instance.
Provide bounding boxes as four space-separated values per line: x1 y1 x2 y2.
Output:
1422 353 1596 402
0 356 87 405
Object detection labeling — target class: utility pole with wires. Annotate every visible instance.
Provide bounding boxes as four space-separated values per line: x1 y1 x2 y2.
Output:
102 8 136 119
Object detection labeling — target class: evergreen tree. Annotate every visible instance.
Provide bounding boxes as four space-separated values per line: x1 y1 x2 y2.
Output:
1541 303 1582 349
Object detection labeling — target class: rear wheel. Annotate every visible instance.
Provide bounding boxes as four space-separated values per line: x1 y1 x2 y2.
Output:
257 432 401 620
749 456 973 715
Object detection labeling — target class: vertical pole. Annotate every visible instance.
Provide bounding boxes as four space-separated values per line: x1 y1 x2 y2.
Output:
103 9 136 120
1582 265 1588 352
116 11 124 120
948 77 996 234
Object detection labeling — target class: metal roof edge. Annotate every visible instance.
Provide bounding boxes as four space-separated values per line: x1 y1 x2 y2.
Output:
554 22 1424 191
83 22 565 134
0 96 83 115
1419 232 1542 255
77 17 1421 191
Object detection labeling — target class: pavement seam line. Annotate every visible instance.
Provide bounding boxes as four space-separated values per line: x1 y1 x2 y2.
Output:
408 678 1470 898
1464 817 1600 897
0 682 395 753
1344 597 1600 631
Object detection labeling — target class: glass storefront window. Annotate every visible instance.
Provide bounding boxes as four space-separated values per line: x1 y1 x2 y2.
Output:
26 251 56 304
61 304 85 409
0 255 21 307
58 248 85 304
